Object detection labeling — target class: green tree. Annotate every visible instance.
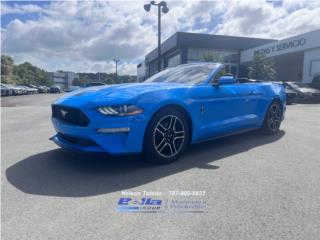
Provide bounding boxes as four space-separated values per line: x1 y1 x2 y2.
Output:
201 52 224 62
38 71 53 86
248 53 277 80
1 55 14 76
77 72 137 85
1 55 15 83
72 77 81 86
2 56 53 86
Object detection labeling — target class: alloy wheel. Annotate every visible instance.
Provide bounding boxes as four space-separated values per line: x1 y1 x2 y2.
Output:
267 103 281 132
153 115 185 158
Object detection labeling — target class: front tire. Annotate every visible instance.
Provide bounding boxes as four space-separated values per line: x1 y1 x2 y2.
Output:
262 101 282 134
144 108 190 163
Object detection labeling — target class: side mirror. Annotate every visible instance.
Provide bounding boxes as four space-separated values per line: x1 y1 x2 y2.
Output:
217 76 236 85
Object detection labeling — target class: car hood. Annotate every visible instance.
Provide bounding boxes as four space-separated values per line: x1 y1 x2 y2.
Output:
297 88 320 93
285 89 296 94
55 82 187 105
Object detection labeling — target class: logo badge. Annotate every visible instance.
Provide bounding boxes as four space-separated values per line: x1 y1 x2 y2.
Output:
117 197 163 212
60 109 68 117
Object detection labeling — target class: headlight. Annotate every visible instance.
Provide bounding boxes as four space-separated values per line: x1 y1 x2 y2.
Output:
97 105 143 116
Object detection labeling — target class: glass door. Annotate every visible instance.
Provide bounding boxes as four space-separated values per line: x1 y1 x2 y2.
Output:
225 64 239 78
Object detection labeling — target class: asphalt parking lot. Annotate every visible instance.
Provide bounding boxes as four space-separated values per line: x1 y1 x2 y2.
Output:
2 94 320 240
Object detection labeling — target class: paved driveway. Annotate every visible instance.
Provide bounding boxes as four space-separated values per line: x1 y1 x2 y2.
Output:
2 94 320 240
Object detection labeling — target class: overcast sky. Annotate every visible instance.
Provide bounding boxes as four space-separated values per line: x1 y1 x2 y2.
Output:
1 0 320 75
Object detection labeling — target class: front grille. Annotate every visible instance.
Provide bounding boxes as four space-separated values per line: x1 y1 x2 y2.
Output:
52 104 90 127
58 133 97 146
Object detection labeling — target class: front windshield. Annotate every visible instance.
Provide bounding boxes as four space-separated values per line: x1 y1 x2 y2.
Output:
145 64 218 84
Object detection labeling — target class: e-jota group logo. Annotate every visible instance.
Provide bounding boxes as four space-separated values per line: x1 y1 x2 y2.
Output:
117 197 163 212
117 197 207 213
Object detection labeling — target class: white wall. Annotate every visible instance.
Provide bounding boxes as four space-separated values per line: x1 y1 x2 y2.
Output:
52 71 78 88
67 72 78 87
137 62 145 82
303 48 320 83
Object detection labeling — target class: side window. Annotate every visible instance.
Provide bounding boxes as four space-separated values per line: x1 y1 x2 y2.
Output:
213 67 227 83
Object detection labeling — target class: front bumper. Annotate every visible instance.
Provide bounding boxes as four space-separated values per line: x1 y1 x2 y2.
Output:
50 134 106 153
50 101 149 154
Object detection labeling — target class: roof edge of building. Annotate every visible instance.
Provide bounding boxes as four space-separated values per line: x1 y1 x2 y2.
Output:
175 31 276 41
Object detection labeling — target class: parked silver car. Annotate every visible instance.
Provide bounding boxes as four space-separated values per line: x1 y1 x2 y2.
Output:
0 84 13 96
1 84 24 95
17 85 39 94
283 82 320 103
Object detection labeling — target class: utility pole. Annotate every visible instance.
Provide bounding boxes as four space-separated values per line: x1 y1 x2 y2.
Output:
113 58 120 83
144 1 169 73
157 5 161 73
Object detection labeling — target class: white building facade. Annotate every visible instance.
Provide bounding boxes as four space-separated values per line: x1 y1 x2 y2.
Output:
137 61 146 82
241 30 320 83
52 71 78 89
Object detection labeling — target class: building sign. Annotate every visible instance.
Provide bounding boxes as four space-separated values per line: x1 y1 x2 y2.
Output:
254 37 307 56
240 30 320 63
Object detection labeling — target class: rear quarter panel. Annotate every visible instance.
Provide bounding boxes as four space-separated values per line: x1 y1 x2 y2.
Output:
257 82 286 118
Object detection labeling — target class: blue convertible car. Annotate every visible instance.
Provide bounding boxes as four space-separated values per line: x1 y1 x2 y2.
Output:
51 63 286 163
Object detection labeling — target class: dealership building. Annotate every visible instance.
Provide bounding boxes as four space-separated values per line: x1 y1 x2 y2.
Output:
50 71 78 89
137 29 320 83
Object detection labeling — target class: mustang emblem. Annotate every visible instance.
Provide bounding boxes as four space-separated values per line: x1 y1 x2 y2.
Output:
60 109 68 117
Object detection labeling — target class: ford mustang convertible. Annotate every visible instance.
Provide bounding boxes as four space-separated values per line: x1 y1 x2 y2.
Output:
51 63 286 163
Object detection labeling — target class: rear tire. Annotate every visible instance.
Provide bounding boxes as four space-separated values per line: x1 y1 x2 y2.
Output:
262 101 282 134
143 108 190 164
